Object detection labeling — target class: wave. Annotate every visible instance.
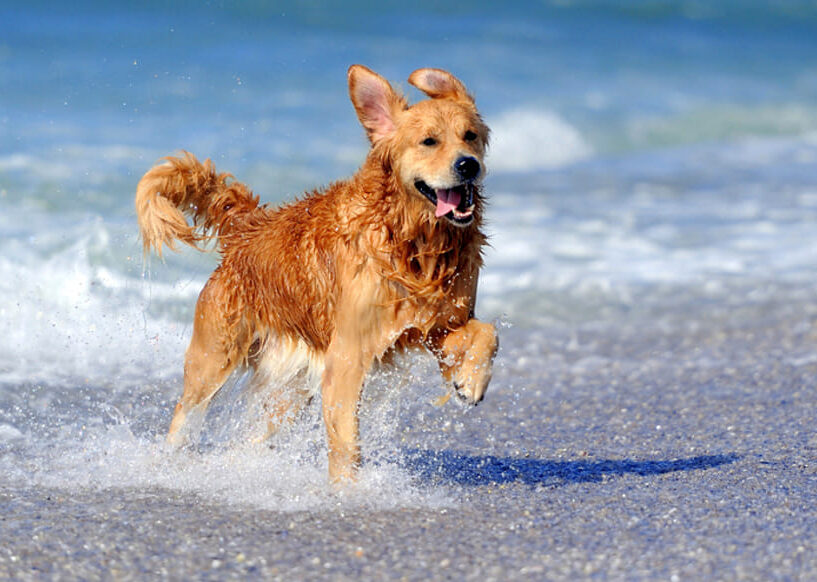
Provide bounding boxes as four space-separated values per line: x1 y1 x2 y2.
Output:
624 104 817 151
487 108 593 172
0 214 200 385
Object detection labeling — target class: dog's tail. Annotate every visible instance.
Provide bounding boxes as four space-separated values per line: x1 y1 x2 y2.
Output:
135 151 260 256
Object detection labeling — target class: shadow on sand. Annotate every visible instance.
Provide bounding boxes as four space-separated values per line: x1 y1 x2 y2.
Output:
402 449 739 487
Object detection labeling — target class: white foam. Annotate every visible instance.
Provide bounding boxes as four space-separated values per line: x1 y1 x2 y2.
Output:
487 108 593 172
0 213 199 385
0 423 24 442
478 150 817 323
1 365 455 512
6 426 450 512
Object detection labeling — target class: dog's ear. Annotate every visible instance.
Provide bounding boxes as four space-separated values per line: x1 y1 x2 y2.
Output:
348 65 406 144
408 68 473 104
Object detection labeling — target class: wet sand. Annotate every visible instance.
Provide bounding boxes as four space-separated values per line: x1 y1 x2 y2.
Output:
2 291 817 581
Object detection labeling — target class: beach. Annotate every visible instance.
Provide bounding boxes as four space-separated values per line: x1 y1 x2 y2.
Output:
3 292 817 580
2 2 817 579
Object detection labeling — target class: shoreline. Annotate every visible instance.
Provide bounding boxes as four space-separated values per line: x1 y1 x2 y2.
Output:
2 289 816 580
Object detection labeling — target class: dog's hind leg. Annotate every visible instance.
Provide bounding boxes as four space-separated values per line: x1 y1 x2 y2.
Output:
167 280 244 447
251 386 313 444
247 337 323 444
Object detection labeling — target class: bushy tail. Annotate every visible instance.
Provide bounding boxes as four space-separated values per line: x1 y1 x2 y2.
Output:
135 151 260 256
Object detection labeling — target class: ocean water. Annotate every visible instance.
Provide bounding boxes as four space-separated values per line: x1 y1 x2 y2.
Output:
2 2 817 578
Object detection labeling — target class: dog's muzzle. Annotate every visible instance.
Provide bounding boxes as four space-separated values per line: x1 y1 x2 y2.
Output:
414 158 481 226
414 180 477 226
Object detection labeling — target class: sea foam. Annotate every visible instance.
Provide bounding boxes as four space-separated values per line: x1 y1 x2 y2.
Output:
0 213 194 386
487 108 592 172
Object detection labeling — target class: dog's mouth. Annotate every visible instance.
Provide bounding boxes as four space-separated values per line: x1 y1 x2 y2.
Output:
414 180 476 226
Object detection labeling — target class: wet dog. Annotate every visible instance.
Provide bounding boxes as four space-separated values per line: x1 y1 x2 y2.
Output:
135 65 497 482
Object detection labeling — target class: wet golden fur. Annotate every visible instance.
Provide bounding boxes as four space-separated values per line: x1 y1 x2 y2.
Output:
135 65 497 482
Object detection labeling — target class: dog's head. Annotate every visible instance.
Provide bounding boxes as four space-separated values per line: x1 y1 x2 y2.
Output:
348 65 489 227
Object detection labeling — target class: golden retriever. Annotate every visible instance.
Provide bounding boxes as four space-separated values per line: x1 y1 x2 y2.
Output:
135 65 497 482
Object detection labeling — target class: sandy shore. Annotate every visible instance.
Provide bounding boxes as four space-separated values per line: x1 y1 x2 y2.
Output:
1 291 816 580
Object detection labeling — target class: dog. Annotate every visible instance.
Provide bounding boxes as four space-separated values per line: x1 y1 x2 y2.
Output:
135 65 498 482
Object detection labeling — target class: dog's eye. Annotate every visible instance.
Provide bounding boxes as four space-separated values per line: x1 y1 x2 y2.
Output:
464 130 478 142
421 137 438 146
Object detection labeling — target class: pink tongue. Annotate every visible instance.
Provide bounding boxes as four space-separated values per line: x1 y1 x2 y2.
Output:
435 188 461 218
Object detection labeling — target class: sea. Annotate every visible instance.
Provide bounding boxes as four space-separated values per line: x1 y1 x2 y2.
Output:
1 1 817 577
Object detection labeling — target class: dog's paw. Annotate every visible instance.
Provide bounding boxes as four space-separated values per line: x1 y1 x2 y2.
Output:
434 319 498 405
451 362 492 405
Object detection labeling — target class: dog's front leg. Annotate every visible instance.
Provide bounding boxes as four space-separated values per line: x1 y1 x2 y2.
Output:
429 319 498 404
321 340 371 483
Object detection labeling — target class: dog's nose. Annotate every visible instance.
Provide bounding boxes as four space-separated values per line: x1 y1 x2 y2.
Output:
454 156 481 182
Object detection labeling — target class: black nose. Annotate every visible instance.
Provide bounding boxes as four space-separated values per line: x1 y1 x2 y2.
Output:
454 156 481 182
